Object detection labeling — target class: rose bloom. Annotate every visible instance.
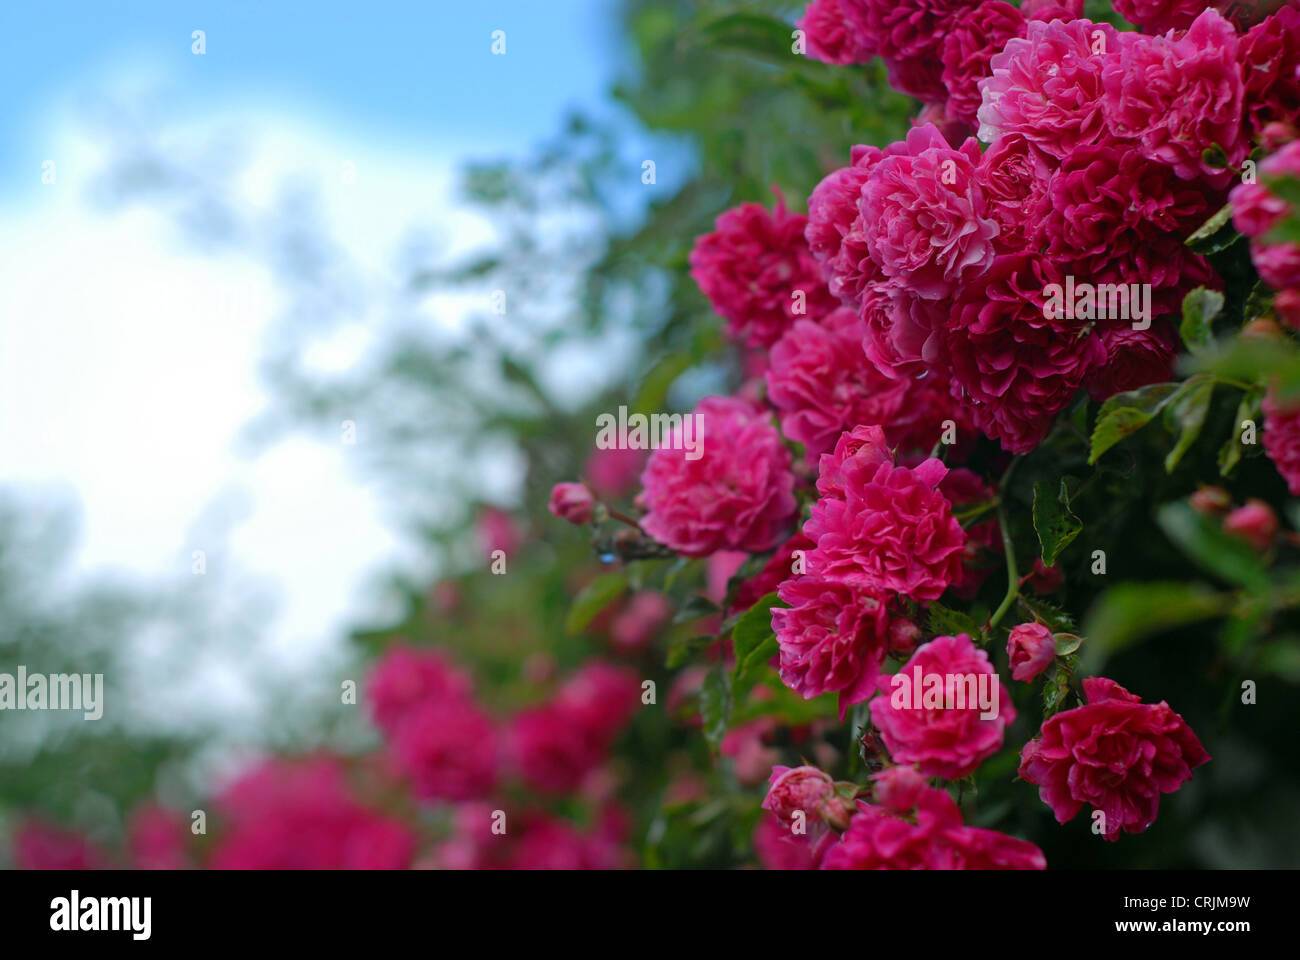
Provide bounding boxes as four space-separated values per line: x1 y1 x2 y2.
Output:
128 804 190 870
1231 140 1300 290
689 195 837 349
365 644 474 738
211 757 415 869
390 698 500 802
773 575 894 717
821 788 1045 869
1101 10 1247 187
842 0 982 62
814 423 893 500
947 254 1105 454
767 308 909 463
1113 0 1215 31
859 124 999 300
799 0 873 64
721 718 782 786
1084 321 1180 402
1007 621 1056 682
977 133 1053 255
1263 383 1300 494
1037 143 1215 289
478 505 521 557
941 2 1026 130
977 18 1121 159
858 281 949 377
1020 0 1082 17
804 456 967 602
1241 6 1300 140
869 633 1016 779
884 53 947 102
12 819 108 870
806 144 888 306
1019 677 1210 841
640 395 797 556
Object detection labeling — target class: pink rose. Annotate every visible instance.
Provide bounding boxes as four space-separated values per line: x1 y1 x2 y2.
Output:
870 633 1016 779
1007 621 1056 682
1231 140 1300 290
773 576 894 717
1113 0 1216 31
763 764 849 829
1084 321 1181 402
767 308 908 464
1241 6 1300 141
1223 499 1279 552
805 456 968 602
806 145 888 306
610 591 672 653
947 254 1105 454
941 2 1026 129
128 804 190 870
977 19 1121 159
822 787 1045 869
12 819 107 870
1263 383 1300 493
211 757 415 869
365 644 474 737
584 445 646 499
640 396 797 556
1101 10 1247 187
391 698 499 802
870 765 929 812
548 481 595 525
860 124 999 299
977 133 1053 255
690 195 837 348
799 0 874 64
1019 677 1210 841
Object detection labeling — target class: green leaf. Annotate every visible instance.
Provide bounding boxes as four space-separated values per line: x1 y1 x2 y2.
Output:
1163 376 1214 473
926 601 984 641
1156 501 1270 590
666 633 714 669
1185 202 1241 255
634 352 694 416
673 592 720 625
565 572 627 635
1032 479 1082 567
700 662 732 750
1089 382 1182 464
733 636 779 702
1082 582 1231 666
1218 386 1263 477
730 592 785 700
1179 287 1223 355
730 591 782 663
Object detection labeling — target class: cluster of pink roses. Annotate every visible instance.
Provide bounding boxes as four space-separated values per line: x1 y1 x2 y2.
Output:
600 0 1260 868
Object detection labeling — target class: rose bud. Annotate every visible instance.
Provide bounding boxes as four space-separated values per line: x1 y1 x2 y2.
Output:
888 617 921 656
870 765 928 814
1223 499 1278 552
1189 485 1232 515
1007 621 1055 682
548 482 595 525
1241 316 1284 342
762 765 836 828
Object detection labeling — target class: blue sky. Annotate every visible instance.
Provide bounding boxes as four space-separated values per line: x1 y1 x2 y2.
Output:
0 1 621 185
0 1 646 738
